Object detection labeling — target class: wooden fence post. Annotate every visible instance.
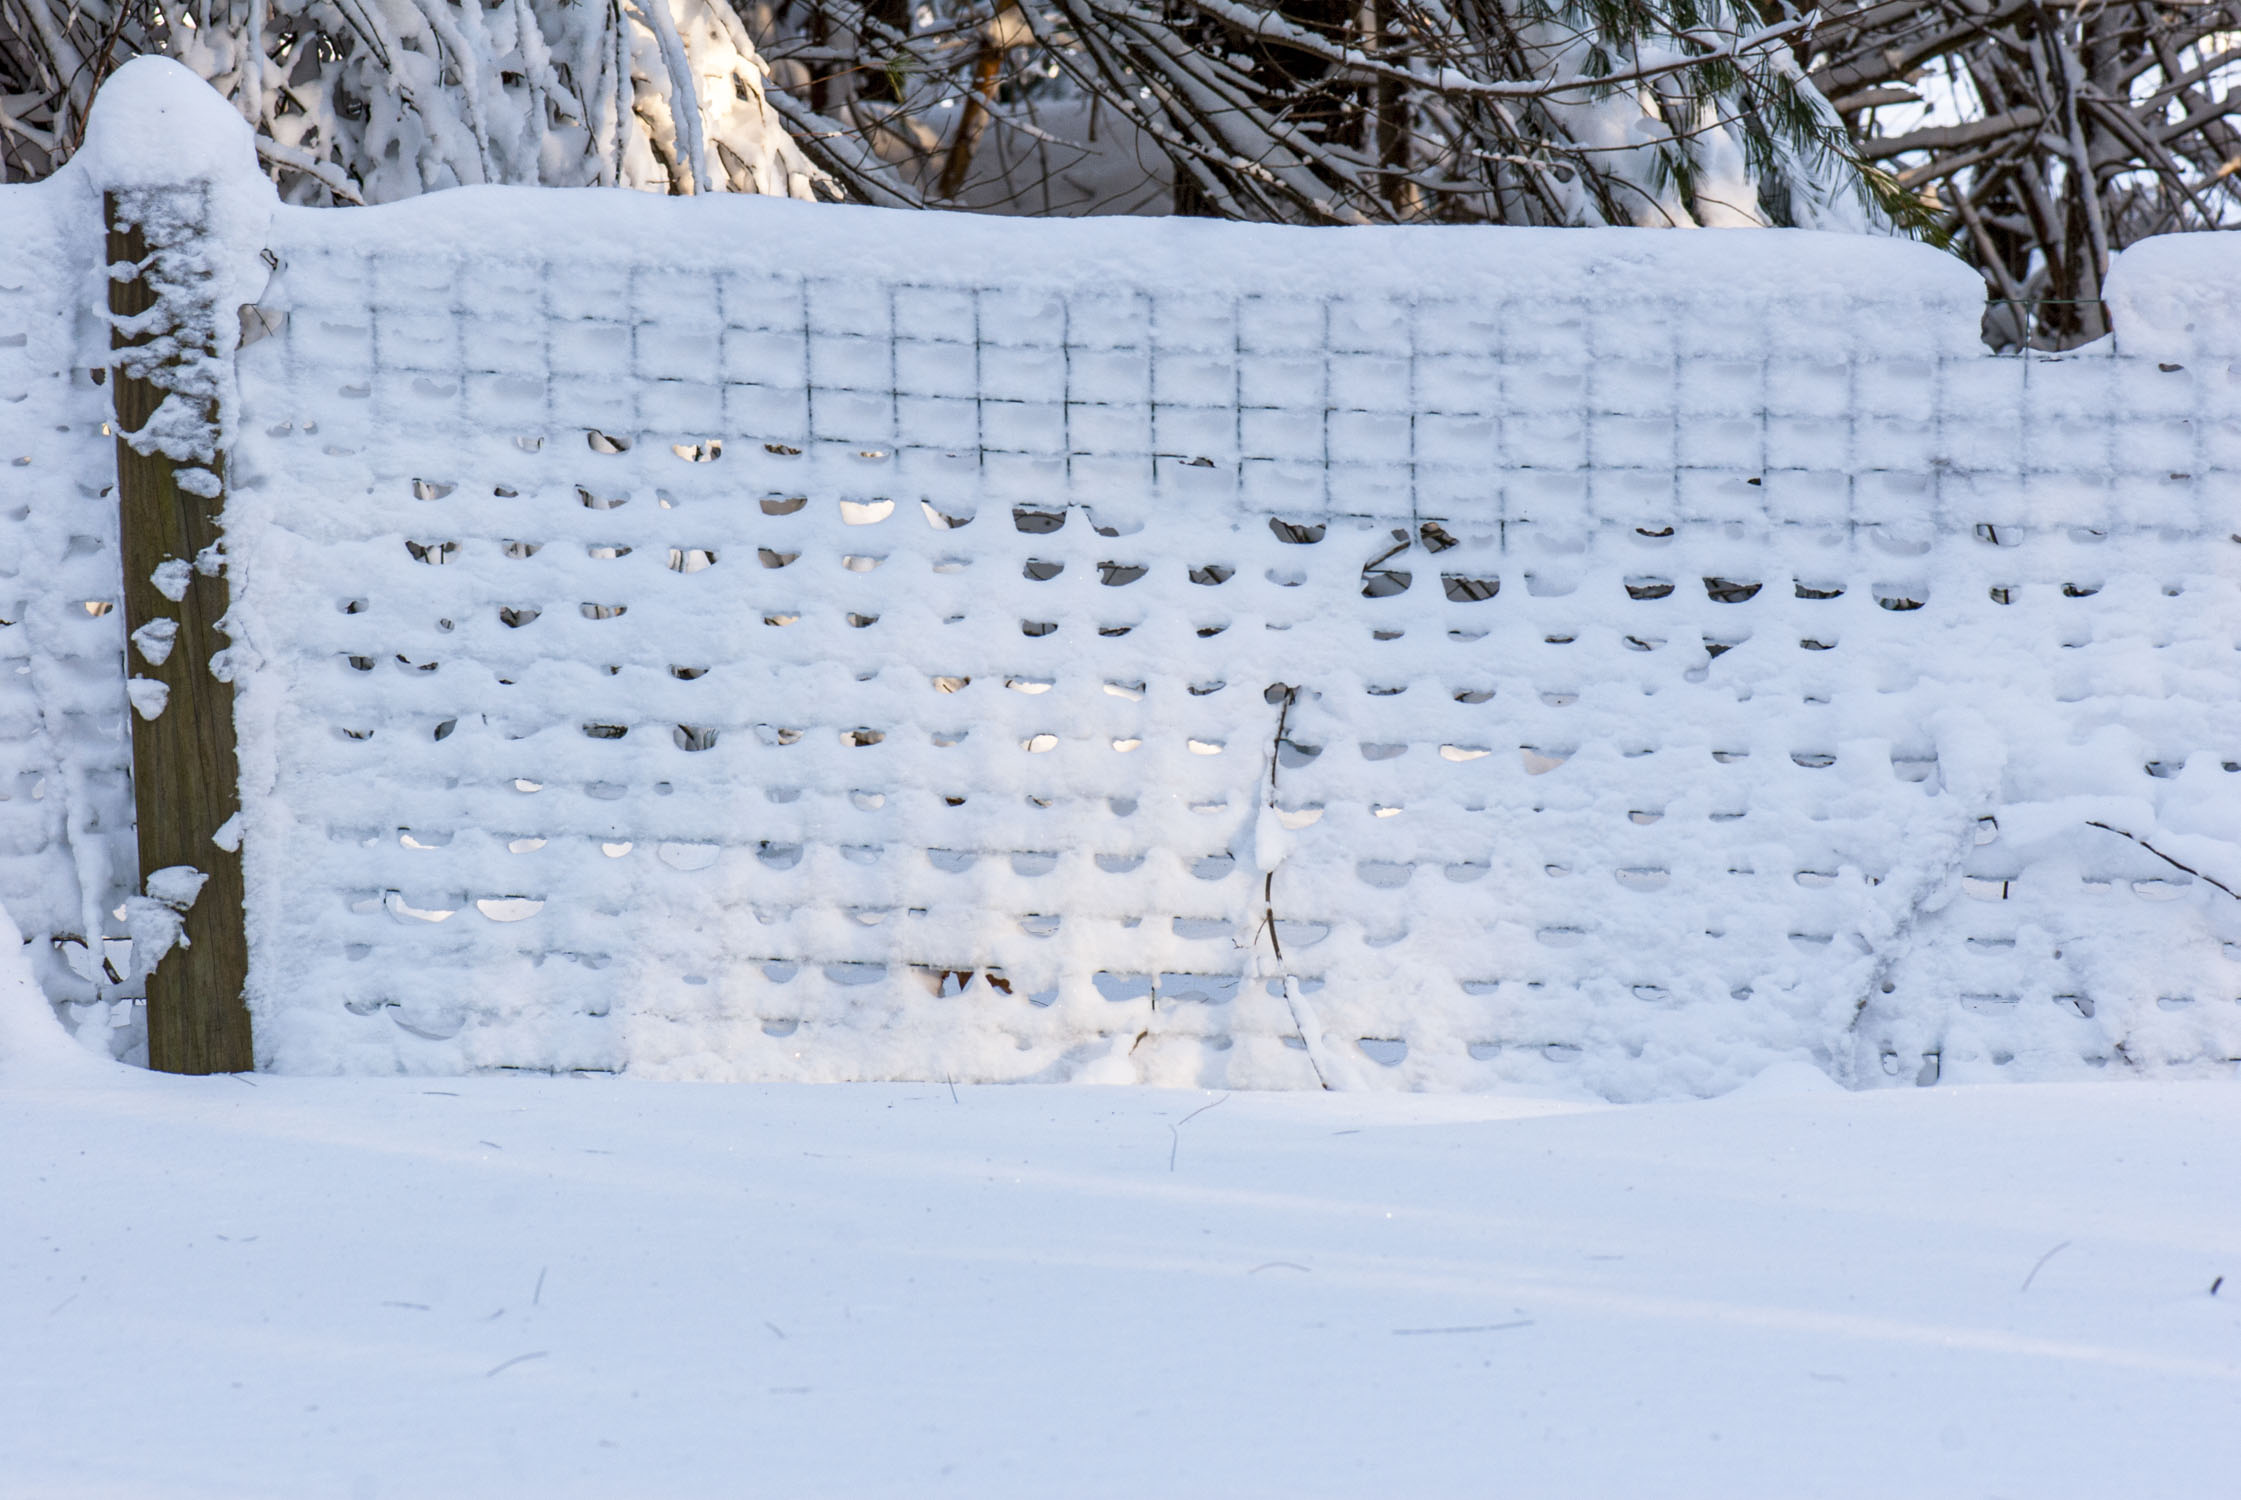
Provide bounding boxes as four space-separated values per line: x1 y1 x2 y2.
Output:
106 187 253 1074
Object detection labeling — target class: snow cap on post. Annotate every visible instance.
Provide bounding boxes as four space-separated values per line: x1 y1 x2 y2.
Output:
76 56 261 192
80 55 277 467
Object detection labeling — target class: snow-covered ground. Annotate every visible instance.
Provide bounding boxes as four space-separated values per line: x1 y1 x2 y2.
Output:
6 1050 2237 1498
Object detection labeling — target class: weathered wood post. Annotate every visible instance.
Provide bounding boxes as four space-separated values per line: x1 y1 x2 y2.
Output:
94 67 257 1073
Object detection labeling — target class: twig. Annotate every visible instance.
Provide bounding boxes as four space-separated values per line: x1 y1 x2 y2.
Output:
1164 0 1809 102
1267 683 1295 797
2020 1240 2072 1292
1393 1319 1534 1335
2086 822 2241 901
1168 1093 1230 1171
532 1267 546 1306
1258 684 1339 1091
484 1351 548 1377
253 135 367 205
945 1072 959 1105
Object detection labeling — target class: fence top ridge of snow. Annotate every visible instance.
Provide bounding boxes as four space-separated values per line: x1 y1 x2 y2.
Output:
2103 231 2241 364
266 184 1991 356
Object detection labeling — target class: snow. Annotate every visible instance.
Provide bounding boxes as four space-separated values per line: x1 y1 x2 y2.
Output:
71 56 261 193
144 864 210 911
3 1014 2237 1496
148 0 829 206
236 187 1987 317
149 558 194 601
2103 232 2241 365
12 66 2240 1490
0 150 140 1041
130 616 179 665
0 907 112 1082
214 177 2241 1093
125 676 170 720
83 61 278 475
0 61 282 1062
10 62 2241 1094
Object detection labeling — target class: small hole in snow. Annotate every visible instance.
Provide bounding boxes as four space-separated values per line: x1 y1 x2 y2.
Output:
1442 574 1497 602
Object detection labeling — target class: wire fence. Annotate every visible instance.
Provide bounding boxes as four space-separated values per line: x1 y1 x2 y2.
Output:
206 197 2241 1094
4 91 2240 1090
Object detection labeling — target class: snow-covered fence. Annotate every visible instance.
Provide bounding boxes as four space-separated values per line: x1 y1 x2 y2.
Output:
8 65 2241 1093
0 147 140 1031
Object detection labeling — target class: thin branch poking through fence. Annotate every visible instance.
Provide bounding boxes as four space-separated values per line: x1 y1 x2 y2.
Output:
1259 683 1338 1090
2086 821 2241 902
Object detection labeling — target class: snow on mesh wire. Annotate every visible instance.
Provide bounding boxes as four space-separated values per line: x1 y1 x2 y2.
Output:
221 197 2241 1094
0 178 140 1048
